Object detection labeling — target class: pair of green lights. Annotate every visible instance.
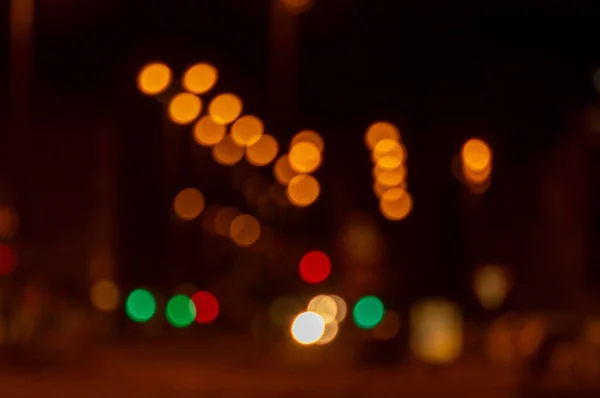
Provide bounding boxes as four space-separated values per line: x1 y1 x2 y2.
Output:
125 289 196 328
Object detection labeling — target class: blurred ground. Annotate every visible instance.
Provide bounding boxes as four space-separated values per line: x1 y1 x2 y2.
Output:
0 340 518 397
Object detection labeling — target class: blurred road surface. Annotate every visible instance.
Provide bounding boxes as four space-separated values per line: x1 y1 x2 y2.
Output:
0 343 519 397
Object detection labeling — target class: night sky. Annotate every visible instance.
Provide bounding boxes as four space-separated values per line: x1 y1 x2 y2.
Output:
2 1 600 320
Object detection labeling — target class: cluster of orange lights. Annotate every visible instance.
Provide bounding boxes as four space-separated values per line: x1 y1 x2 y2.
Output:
365 122 412 221
172 188 262 248
273 130 324 207
455 138 493 194
137 62 279 168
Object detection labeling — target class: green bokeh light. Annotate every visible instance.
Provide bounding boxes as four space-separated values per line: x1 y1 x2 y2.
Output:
126 289 156 323
353 295 384 329
166 295 196 328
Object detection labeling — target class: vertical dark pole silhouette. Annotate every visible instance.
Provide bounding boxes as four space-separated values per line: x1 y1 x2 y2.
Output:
268 0 299 127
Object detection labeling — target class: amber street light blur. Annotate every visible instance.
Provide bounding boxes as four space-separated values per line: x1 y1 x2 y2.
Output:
366 121 412 220
457 138 493 194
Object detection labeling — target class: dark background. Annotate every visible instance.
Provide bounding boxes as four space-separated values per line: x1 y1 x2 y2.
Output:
1 1 600 325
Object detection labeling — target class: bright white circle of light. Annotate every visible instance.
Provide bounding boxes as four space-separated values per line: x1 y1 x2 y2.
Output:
291 311 325 345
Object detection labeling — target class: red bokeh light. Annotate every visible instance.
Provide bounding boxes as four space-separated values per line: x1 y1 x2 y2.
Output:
299 250 331 284
0 243 16 275
191 291 219 324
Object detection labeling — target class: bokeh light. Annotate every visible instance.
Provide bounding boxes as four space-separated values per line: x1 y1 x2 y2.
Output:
291 311 325 345
473 265 511 310
375 167 406 188
168 93 202 125
90 280 120 313
193 115 226 147
330 295 348 323
273 154 298 185
338 213 385 266
0 207 19 238
299 250 331 284
462 163 491 184
231 115 264 147
289 141 322 174
212 134 244 165
372 139 405 165
376 155 403 171
365 121 400 150
316 320 339 345
245 134 279 166
410 299 463 364
286 174 320 207
307 295 337 323
125 289 157 323
462 138 492 172
0 243 16 275
269 295 303 327
229 214 261 247
290 130 324 152
173 188 205 221
372 310 401 340
353 295 385 329
373 180 389 199
182 63 218 95
281 0 314 14
137 62 172 95
191 291 220 324
208 93 243 125
214 206 241 237
379 188 412 221
166 295 196 328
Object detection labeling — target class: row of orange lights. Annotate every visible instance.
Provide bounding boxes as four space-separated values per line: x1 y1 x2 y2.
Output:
173 188 263 248
365 122 412 221
138 62 323 208
138 62 279 168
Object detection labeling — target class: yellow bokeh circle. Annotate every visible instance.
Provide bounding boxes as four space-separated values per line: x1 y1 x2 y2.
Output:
290 130 324 153
137 62 172 95
379 188 412 221
286 174 320 207
208 93 243 125
173 188 205 220
212 134 244 166
193 115 226 147
90 280 120 312
182 63 218 95
231 115 264 147
229 214 261 247
462 138 491 172
168 93 202 125
365 121 400 150
245 134 279 166
289 141 322 174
